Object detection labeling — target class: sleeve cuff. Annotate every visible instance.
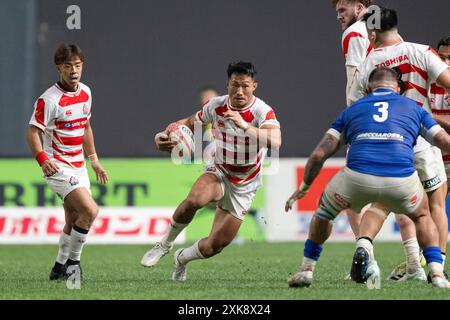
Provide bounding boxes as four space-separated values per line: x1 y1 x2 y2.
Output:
29 121 46 132
426 124 444 142
327 128 341 140
259 120 280 128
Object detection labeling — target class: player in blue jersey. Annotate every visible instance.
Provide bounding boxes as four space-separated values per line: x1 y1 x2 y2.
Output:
285 67 450 289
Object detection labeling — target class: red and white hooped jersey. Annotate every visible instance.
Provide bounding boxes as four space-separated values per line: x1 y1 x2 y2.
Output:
29 82 92 168
429 82 450 113
342 20 372 67
349 41 449 110
195 95 280 190
349 41 449 152
429 82 450 162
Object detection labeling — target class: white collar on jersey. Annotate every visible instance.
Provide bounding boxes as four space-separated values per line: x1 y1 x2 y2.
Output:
227 96 257 112
54 82 81 96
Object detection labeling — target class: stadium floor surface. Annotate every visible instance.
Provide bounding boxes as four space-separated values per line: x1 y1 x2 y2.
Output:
0 242 449 300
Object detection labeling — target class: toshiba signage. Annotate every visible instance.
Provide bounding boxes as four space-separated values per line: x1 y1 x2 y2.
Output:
0 208 185 244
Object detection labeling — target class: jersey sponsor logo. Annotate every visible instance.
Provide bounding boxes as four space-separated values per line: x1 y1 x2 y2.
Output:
374 55 409 68
65 110 73 116
422 176 442 190
69 176 79 186
355 132 404 141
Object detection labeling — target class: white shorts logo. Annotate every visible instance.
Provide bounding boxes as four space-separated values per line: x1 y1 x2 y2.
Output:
69 176 79 186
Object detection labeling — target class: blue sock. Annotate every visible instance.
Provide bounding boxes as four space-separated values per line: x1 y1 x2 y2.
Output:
423 246 443 265
304 239 323 261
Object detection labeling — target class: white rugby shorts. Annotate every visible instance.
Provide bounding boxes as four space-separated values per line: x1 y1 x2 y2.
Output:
317 167 424 221
45 165 91 200
414 146 446 192
203 165 257 221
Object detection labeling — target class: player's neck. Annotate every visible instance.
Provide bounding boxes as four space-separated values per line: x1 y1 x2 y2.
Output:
57 80 78 92
228 95 255 111
375 33 403 49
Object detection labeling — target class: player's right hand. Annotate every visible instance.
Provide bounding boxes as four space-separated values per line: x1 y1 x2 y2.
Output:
284 190 307 212
154 131 177 152
41 160 60 177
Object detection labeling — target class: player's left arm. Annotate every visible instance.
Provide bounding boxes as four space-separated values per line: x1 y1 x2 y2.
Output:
83 120 109 184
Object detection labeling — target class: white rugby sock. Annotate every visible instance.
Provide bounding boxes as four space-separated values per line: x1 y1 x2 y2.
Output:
56 233 71 264
403 237 421 274
429 262 445 277
161 218 188 247
177 240 205 265
301 257 317 272
356 238 374 262
68 226 88 262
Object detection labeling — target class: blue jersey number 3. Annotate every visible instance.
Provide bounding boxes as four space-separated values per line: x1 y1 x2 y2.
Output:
373 102 389 123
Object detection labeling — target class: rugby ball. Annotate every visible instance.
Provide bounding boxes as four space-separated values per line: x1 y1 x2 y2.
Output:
167 123 194 161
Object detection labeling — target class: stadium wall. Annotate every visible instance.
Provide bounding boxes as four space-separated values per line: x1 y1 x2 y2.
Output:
1 0 449 157
1 158 450 243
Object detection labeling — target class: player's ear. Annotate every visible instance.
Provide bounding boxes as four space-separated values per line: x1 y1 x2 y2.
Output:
355 3 364 16
252 81 258 91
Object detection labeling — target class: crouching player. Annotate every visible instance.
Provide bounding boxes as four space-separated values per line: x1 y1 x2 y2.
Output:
285 67 450 288
141 62 281 281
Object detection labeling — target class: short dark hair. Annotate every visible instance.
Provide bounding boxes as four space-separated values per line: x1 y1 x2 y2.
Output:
227 61 257 79
368 66 399 84
331 0 373 8
54 43 84 65
438 36 450 49
362 6 398 32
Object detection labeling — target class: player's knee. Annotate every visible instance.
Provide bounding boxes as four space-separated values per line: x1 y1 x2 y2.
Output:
185 194 208 210
428 201 445 217
79 203 99 226
396 214 414 227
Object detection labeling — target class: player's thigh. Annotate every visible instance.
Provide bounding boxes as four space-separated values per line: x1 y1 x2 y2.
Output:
382 173 424 216
319 168 370 220
63 201 77 223
207 206 242 246
187 172 224 204
64 187 98 215
217 181 256 221
414 146 446 193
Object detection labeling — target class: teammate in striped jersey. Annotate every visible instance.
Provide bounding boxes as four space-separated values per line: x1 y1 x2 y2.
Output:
141 62 281 281
349 7 450 281
26 44 108 281
429 36 450 184
332 0 373 251
333 0 373 104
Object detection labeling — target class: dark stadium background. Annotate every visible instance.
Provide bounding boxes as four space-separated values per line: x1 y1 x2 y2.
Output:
1 0 449 157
